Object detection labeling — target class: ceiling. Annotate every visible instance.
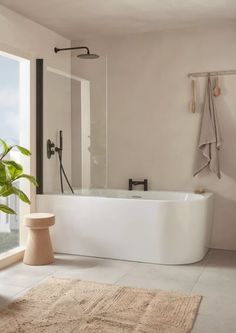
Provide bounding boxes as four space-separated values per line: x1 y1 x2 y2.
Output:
0 0 236 40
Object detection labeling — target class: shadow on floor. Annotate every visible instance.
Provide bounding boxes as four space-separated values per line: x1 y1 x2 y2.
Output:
52 257 104 269
0 296 9 310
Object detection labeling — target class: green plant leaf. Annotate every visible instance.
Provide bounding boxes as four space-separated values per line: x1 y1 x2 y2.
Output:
16 174 38 186
12 187 31 204
0 162 8 184
15 145 31 156
0 139 9 154
0 204 16 214
0 138 36 215
2 160 23 179
3 160 23 170
0 184 14 197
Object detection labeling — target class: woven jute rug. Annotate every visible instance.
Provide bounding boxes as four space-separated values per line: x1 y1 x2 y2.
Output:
0 277 201 332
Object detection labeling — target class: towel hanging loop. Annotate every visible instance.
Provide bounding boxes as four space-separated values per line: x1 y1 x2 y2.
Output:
190 78 196 113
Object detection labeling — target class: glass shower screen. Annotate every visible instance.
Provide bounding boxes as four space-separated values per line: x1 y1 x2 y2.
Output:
41 57 107 194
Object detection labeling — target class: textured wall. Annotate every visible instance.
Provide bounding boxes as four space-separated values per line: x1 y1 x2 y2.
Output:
73 22 236 250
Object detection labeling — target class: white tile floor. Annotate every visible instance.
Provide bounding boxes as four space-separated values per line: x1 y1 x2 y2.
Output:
0 249 236 332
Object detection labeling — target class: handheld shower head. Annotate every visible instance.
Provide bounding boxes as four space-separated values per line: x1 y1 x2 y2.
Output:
59 130 63 150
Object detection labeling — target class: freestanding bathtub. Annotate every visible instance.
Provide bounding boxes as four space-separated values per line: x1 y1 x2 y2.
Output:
36 190 213 265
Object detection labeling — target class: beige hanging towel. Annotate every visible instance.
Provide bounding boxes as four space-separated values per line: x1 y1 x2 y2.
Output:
194 77 222 178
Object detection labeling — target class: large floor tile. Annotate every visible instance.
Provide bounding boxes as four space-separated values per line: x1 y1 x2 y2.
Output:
192 250 236 318
53 257 135 284
0 262 55 288
193 314 236 333
115 272 195 293
192 278 236 318
0 249 236 332
114 259 205 293
198 250 236 282
129 261 204 280
0 283 27 310
0 283 24 298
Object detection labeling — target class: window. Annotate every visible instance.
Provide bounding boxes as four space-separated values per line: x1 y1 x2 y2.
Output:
0 51 30 255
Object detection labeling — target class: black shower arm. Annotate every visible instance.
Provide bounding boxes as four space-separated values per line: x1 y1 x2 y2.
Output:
54 46 90 54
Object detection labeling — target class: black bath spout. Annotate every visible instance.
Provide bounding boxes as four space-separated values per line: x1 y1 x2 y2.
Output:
129 179 148 191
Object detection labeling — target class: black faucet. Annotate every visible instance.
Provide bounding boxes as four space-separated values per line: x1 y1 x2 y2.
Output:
128 178 148 191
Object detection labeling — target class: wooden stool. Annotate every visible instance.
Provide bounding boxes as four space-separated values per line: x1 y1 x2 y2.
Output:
23 213 55 265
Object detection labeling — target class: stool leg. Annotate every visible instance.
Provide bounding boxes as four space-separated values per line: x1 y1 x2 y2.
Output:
24 228 54 265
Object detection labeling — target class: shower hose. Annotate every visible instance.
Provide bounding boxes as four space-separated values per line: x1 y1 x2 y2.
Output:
56 148 74 194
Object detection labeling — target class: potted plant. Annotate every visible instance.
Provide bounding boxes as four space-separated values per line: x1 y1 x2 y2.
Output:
0 139 37 215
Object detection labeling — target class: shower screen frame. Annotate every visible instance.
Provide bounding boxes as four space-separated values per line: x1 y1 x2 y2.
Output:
36 59 93 194
36 58 44 194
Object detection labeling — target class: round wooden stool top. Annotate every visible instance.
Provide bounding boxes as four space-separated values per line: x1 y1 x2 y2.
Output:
24 213 55 229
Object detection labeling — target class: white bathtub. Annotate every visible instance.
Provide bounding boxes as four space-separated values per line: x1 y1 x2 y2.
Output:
36 190 213 265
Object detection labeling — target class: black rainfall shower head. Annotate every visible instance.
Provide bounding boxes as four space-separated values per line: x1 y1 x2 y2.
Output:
54 46 99 59
77 52 99 59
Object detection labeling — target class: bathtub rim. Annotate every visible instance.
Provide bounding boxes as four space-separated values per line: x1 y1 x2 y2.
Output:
39 189 213 203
